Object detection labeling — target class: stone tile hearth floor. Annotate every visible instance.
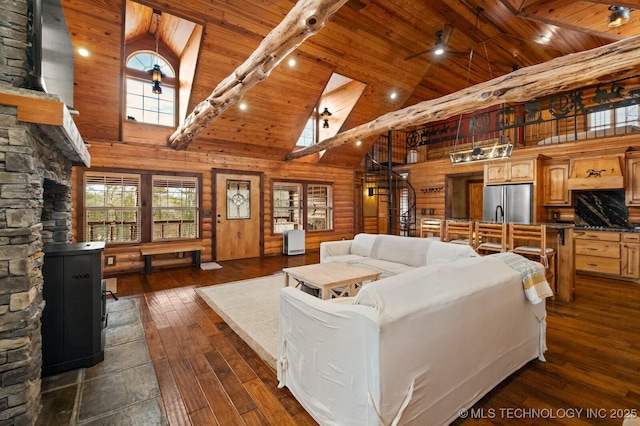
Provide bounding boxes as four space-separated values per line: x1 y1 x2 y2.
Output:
37 297 168 425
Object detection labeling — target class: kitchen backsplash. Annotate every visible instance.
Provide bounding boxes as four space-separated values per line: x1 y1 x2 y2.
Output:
574 190 629 227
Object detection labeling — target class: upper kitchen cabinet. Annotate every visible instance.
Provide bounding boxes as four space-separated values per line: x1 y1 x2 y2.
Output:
567 150 625 191
484 156 543 185
626 151 640 206
543 161 571 206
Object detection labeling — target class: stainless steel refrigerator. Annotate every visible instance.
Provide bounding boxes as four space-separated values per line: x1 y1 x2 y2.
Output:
482 183 533 223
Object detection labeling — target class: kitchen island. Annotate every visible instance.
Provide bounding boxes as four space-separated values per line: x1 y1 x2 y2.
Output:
574 226 640 284
546 223 575 303
418 218 575 302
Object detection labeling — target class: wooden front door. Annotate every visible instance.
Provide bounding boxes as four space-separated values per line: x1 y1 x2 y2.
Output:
215 172 262 261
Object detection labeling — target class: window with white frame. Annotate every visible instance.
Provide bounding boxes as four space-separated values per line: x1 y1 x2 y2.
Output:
273 183 302 233
125 52 176 126
589 105 639 131
273 182 333 233
85 173 141 243
307 184 332 231
296 117 317 147
152 176 198 241
83 171 200 244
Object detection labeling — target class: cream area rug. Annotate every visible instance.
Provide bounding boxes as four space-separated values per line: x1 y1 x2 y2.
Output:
196 274 283 368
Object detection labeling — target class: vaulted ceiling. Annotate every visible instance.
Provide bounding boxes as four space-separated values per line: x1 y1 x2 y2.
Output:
61 0 640 168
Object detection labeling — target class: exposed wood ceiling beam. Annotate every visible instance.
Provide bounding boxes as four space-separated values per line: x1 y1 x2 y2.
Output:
286 35 640 160
167 0 348 150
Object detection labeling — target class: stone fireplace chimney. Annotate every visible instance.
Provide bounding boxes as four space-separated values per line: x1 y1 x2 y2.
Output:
1 1 90 424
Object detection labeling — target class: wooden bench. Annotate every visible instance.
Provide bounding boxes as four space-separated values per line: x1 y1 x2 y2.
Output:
140 242 205 274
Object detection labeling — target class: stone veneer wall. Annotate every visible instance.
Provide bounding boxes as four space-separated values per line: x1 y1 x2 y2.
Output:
1 0 75 423
0 103 73 424
0 0 29 88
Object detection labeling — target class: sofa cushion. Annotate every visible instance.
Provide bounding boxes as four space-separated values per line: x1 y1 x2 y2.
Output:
350 258 415 278
353 256 513 314
323 254 368 264
370 235 432 267
426 241 479 265
351 233 378 257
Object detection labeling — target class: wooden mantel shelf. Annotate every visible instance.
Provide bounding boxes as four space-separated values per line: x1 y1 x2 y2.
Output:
0 87 90 167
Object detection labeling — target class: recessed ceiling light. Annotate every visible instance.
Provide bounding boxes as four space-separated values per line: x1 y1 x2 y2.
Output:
390 92 397 100
356 140 362 146
239 103 247 110
288 58 296 67
78 48 90 57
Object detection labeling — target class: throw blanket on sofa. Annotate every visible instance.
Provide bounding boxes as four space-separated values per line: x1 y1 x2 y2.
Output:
491 252 553 304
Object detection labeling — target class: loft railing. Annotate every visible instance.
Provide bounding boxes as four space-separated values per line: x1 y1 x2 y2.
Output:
395 74 640 163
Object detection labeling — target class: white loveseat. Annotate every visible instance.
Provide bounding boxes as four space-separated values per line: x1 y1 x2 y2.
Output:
277 255 549 426
320 233 479 278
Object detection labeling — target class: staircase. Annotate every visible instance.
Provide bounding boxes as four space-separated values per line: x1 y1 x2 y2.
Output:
365 153 417 236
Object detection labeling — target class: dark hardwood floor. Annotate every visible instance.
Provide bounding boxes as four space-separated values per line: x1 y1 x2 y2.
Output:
114 252 640 425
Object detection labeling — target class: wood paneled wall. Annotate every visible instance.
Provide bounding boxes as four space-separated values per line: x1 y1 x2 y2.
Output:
408 134 640 222
71 140 355 274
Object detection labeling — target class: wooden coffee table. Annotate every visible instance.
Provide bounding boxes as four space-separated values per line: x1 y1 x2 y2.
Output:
283 263 381 300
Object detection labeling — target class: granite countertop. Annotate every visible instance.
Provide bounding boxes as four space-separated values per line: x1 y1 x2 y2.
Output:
475 220 575 229
574 226 640 233
418 217 576 229
417 217 640 232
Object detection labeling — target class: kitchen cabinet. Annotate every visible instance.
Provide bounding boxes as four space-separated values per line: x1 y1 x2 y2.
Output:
568 150 625 191
574 230 640 281
621 233 640 279
543 162 570 206
626 153 640 205
484 159 535 184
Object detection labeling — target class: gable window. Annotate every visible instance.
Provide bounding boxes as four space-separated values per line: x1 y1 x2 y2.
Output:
125 52 176 126
295 73 366 147
85 173 141 243
83 170 200 244
296 117 318 147
273 182 333 233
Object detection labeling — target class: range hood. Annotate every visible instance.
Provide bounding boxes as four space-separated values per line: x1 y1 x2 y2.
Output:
567 150 625 190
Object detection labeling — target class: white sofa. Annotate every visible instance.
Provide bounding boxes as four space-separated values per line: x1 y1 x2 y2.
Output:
277 255 549 426
320 233 479 278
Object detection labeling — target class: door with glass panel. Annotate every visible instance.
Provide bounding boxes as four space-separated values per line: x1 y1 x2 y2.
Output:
214 172 262 261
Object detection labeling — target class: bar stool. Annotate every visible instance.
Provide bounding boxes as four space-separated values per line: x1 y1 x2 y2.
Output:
509 224 556 293
475 222 508 254
443 220 474 246
419 219 443 240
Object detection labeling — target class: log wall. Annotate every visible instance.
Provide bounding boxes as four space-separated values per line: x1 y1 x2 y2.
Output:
72 140 355 274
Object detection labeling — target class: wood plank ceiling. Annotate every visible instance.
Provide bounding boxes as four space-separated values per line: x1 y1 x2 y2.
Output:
61 0 640 168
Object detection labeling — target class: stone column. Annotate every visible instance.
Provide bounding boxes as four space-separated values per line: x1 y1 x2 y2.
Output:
0 100 73 423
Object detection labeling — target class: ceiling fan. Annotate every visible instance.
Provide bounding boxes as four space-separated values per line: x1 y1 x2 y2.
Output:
404 23 467 61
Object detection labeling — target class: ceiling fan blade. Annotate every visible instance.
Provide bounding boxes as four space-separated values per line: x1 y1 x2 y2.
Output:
442 23 454 46
404 48 432 60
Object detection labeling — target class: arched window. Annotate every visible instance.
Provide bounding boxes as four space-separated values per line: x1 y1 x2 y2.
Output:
125 51 176 126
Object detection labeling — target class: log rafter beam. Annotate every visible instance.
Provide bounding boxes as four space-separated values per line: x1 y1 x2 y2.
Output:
167 0 348 150
286 35 640 160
